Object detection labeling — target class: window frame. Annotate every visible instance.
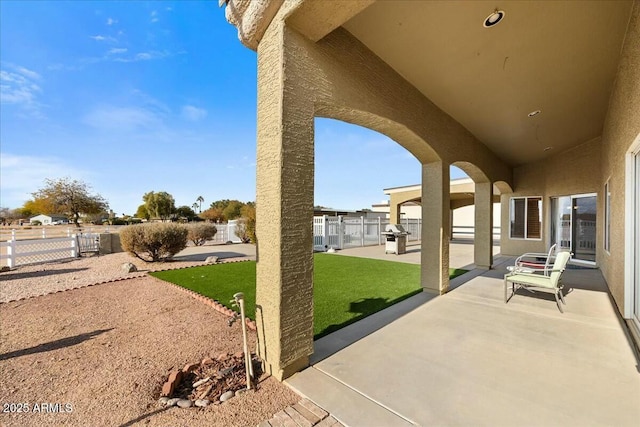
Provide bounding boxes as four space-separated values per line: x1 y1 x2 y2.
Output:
509 196 543 240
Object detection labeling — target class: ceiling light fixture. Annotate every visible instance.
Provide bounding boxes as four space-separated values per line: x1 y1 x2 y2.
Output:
528 110 541 117
483 10 505 28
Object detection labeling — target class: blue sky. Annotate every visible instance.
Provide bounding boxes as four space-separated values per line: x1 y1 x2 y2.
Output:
1 1 463 216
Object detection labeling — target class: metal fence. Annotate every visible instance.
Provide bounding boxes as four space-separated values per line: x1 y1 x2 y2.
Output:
313 216 500 251
314 216 422 251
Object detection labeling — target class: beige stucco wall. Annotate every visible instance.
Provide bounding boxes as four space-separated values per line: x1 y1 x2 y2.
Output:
501 1 639 315
500 138 602 256
284 26 511 185
249 2 513 377
598 1 640 311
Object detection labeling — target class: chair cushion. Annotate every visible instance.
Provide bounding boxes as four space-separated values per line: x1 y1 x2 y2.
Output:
505 274 555 289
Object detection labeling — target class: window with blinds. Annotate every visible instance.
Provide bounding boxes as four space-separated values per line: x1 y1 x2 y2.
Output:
510 197 542 239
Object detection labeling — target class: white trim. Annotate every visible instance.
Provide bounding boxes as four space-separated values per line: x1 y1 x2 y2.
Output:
624 133 640 319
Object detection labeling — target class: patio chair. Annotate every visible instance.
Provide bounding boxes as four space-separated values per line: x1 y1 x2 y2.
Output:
504 250 572 313
506 244 557 275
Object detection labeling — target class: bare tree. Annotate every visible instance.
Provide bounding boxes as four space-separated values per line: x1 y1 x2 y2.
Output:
31 178 109 227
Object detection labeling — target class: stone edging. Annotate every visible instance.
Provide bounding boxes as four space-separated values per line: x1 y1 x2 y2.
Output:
154 260 257 331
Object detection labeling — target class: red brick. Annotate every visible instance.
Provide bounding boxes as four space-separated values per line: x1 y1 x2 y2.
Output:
160 381 173 397
161 369 183 396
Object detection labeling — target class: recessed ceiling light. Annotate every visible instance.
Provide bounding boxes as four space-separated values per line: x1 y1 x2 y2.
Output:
483 10 505 28
528 110 541 117
544 146 553 151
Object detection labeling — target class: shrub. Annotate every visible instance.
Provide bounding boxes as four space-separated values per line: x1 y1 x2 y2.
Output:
187 223 217 246
120 223 188 262
234 219 248 243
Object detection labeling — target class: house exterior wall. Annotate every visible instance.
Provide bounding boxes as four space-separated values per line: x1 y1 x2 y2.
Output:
598 1 640 311
500 138 602 257
500 1 639 316
30 215 52 225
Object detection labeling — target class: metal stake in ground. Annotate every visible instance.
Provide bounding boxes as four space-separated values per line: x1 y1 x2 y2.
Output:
232 292 253 389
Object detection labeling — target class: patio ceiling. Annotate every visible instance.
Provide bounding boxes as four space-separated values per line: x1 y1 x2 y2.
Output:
343 0 634 166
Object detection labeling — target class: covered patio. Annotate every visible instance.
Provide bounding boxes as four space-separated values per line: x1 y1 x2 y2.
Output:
287 259 640 426
220 0 640 397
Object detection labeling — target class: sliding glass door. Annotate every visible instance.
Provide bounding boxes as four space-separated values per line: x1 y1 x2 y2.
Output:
550 194 597 262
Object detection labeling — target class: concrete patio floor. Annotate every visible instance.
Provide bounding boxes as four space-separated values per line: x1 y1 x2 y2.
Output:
333 239 500 270
286 255 640 426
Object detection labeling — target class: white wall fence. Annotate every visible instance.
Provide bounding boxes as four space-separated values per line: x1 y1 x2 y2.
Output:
313 216 500 251
0 233 101 268
0 226 121 242
209 220 243 244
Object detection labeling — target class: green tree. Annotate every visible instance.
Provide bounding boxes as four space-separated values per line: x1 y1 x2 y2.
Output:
196 195 204 213
209 199 231 211
135 204 150 220
142 191 176 221
175 205 198 222
31 178 108 227
222 200 244 221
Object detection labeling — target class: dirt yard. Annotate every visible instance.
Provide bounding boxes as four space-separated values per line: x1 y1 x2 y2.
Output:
0 276 299 427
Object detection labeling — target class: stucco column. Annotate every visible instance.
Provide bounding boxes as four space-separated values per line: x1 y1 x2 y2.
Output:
421 161 450 293
255 22 314 380
474 182 493 269
389 197 402 224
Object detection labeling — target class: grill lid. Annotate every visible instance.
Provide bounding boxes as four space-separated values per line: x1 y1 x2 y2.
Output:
384 224 410 235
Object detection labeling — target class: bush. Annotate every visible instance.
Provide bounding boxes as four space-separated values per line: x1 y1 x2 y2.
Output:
187 223 217 246
120 223 188 262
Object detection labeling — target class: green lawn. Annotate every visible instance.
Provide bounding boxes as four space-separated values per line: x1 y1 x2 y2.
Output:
151 254 467 339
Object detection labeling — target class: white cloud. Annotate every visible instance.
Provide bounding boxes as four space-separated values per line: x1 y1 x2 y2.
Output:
181 105 207 121
113 50 170 63
90 35 116 42
83 105 162 132
107 48 128 55
0 65 44 116
0 153 89 208
150 10 159 23
106 17 117 26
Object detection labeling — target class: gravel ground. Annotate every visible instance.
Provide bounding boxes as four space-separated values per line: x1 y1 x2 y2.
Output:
0 275 300 427
0 245 255 303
